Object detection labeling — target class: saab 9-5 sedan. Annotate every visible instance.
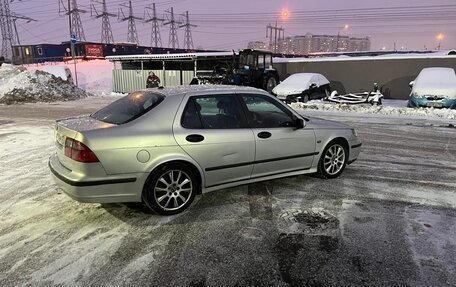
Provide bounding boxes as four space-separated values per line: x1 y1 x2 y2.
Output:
49 86 361 215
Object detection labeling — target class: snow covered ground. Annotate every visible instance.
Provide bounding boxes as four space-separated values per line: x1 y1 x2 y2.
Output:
0 105 455 286
292 99 456 119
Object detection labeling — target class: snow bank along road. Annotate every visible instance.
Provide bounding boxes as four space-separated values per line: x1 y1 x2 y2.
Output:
0 98 455 287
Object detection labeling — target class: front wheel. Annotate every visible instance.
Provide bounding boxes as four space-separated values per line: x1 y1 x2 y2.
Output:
143 163 197 215
317 140 348 178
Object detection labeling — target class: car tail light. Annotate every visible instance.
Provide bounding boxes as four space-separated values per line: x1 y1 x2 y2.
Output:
64 138 99 163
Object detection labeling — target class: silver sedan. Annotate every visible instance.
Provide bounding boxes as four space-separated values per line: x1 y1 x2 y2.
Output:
49 86 361 215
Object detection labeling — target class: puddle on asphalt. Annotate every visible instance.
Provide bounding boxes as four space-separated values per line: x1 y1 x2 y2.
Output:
275 208 342 285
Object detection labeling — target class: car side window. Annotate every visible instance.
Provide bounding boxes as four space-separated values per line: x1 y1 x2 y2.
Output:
181 95 246 129
181 99 203 129
240 94 296 128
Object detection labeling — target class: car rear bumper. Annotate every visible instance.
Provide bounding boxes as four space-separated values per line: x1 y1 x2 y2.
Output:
408 96 456 109
49 153 143 203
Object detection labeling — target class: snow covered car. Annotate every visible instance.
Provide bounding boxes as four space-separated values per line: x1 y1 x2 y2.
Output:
408 67 456 109
272 73 332 103
49 86 361 215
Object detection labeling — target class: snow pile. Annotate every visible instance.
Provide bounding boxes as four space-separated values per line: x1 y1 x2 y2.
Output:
28 60 115 96
0 64 91 104
291 100 456 119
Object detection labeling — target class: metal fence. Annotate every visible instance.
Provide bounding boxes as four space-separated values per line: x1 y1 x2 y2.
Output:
112 69 195 93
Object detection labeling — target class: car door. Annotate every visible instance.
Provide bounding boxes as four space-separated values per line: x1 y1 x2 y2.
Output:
239 93 317 178
173 94 255 188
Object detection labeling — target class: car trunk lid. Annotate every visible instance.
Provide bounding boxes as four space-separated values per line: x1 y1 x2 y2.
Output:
54 116 116 170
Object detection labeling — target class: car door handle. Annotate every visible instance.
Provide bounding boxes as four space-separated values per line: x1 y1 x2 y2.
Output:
185 134 205 143
257 131 271 139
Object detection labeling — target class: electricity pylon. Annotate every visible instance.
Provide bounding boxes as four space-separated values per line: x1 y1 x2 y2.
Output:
164 7 181 49
0 0 35 59
179 11 196 50
91 0 116 44
119 0 142 44
145 3 163 47
59 0 87 42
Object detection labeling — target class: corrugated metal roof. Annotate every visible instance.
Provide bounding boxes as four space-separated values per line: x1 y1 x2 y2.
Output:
106 51 235 61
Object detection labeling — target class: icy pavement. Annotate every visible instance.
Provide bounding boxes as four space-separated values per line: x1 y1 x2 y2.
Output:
0 101 455 286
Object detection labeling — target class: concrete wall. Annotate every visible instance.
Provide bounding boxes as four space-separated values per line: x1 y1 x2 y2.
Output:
274 56 456 99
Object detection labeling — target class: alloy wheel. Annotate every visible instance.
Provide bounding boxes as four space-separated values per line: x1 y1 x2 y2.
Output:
323 144 346 175
154 170 193 211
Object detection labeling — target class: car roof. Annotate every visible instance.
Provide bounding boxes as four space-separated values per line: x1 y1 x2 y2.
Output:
416 67 456 84
141 85 270 97
284 73 328 83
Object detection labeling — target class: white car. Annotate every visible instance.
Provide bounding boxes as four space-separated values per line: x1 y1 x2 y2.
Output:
272 73 331 103
408 67 456 109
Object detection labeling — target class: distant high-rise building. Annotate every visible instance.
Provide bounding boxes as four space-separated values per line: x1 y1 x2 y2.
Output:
275 33 370 55
247 41 270 51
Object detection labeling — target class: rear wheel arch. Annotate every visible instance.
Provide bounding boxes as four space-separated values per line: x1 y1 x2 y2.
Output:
142 160 203 215
143 160 203 196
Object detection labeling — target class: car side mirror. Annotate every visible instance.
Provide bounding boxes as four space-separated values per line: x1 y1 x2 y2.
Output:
409 81 414 89
295 118 305 129
310 82 318 88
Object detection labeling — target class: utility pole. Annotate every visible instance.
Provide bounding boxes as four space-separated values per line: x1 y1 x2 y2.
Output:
164 7 181 49
145 3 163 47
119 0 142 44
59 0 86 42
60 0 80 86
179 11 196 50
266 22 284 53
91 0 115 44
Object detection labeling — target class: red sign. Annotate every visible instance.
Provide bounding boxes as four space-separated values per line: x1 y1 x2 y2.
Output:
85 44 104 58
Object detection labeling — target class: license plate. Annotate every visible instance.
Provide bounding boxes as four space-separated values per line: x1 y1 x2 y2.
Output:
427 102 443 108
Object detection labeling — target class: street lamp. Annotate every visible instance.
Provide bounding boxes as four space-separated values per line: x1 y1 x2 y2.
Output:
336 24 349 52
436 33 444 50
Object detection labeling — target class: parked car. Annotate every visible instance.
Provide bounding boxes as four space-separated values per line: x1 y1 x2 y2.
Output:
408 67 456 109
272 73 332 103
49 86 361 215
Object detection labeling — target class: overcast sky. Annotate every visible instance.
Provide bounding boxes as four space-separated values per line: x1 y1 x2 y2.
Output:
11 0 456 51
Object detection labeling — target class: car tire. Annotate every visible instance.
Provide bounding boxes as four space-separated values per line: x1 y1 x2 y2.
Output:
317 140 348 179
143 163 197 215
264 77 277 93
299 93 309 103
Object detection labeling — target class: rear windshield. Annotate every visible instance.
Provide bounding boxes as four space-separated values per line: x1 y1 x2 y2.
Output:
91 91 165 124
